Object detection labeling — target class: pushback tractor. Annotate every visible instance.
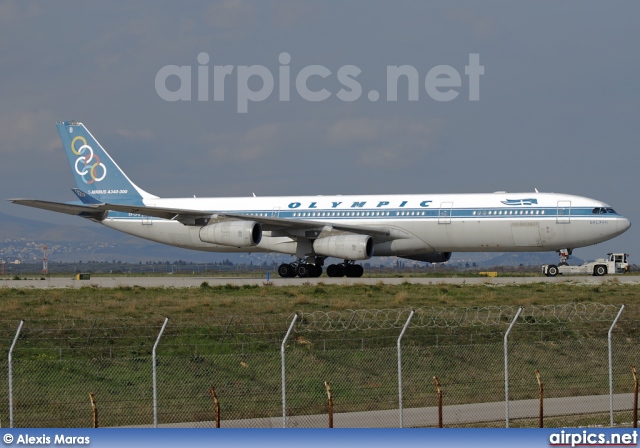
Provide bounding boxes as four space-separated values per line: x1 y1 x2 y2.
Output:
542 253 629 277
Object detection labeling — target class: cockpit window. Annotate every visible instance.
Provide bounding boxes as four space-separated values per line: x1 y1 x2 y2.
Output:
592 207 617 214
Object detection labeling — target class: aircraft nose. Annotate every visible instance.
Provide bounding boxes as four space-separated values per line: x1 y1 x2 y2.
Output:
618 217 631 234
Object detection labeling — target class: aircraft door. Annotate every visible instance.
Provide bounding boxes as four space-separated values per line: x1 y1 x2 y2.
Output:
438 202 453 224
556 201 571 224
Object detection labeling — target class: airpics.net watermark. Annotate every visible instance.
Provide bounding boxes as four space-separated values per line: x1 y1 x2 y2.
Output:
155 52 484 113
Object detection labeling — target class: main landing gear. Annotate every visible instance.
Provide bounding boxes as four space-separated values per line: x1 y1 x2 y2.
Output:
326 261 364 278
277 259 364 278
277 259 323 278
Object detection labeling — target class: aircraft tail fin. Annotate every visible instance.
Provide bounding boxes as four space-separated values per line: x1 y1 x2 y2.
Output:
57 121 157 204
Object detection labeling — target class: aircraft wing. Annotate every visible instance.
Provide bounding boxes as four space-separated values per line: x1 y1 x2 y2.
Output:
92 203 212 223
220 212 392 238
8 199 107 220
102 203 393 239
9 199 394 240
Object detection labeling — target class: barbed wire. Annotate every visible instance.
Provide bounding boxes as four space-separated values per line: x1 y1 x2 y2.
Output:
0 303 625 344
294 303 623 332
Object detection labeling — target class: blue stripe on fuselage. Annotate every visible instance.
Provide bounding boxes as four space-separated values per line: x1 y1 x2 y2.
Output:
106 207 624 222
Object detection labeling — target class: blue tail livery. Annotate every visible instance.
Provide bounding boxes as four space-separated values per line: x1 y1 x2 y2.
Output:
57 121 156 205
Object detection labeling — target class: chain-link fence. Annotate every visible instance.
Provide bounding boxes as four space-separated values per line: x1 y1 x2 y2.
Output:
0 303 638 428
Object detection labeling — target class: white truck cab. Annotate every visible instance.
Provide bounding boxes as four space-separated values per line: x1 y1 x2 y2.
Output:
542 253 629 277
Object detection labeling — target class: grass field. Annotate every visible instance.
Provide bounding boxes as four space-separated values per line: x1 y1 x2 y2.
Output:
1 279 638 321
1 279 639 354
0 280 638 427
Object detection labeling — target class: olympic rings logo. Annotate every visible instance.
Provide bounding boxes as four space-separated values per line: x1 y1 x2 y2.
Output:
70 136 107 184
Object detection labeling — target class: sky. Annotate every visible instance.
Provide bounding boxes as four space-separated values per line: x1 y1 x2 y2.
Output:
0 0 638 261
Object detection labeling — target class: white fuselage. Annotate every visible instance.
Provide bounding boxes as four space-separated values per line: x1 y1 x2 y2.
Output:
100 192 630 258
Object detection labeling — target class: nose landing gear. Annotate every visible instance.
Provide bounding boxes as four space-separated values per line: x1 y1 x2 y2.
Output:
558 248 573 266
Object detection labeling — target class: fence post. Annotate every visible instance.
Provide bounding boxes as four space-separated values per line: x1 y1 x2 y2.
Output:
504 307 522 428
609 305 624 427
398 309 415 428
281 313 298 428
535 369 543 428
8 320 24 428
89 393 98 428
632 365 638 429
434 376 443 428
153 317 169 428
324 381 333 428
209 386 220 428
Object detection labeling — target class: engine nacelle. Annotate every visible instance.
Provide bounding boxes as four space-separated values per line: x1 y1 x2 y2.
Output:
402 252 452 263
313 235 374 260
199 221 262 247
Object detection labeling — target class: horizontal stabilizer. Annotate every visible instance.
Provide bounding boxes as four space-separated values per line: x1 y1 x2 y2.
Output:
8 199 107 220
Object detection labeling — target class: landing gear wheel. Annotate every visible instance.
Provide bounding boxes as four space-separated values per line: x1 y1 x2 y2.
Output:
327 264 345 277
328 261 365 278
310 265 323 278
546 265 558 277
278 263 295 278
345 264 364 278
297 264 311 278
593 265 607 276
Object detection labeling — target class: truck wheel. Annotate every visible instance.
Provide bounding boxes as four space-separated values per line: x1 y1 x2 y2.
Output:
546 265 558 277
593 265 607 276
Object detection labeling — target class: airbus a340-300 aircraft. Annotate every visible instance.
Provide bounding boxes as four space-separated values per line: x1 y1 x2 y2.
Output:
10 121 631 278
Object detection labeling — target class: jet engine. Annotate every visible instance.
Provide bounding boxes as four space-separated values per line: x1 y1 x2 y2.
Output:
199 221 262 247
401 252 452 263
313 235 374 260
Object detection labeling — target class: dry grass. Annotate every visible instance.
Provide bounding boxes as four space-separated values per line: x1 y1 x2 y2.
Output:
330 299 352 310
394 290 409 304
0 281 639 323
